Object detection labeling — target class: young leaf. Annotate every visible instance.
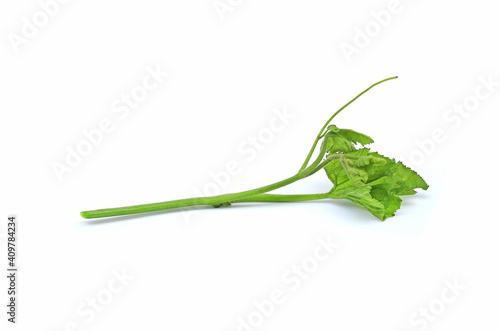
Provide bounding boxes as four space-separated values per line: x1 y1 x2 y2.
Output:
324 148 428 220
324 125 375 154
337 128 375 146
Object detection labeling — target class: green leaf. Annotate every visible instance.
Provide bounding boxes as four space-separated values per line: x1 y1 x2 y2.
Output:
324 146 428 220
325 134 356 153
324 149 387 190
391 161 429 195
328 186 387 220
370 188 402 219
353 155 386 167
338 128 374 146
365 155 429 196
324 125 374 154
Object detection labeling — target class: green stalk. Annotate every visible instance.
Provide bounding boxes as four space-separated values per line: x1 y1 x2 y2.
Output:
232 193 329 203
81 149 365 219
81 173 304 219
298 76 398 171
81 155 337 219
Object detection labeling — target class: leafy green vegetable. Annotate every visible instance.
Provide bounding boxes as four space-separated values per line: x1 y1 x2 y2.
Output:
324 148 428 220
81 76 428 221
323 125 375 153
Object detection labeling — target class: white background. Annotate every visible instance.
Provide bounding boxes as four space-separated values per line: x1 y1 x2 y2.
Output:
1 0 499 330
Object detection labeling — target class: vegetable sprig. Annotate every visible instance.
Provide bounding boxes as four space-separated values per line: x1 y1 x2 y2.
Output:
81 76 428 220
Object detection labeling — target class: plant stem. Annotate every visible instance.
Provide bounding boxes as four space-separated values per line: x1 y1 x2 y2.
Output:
298 76 398 171
80 172 305 219
81 152 360 219
81 153 339 219
232 193 329 203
